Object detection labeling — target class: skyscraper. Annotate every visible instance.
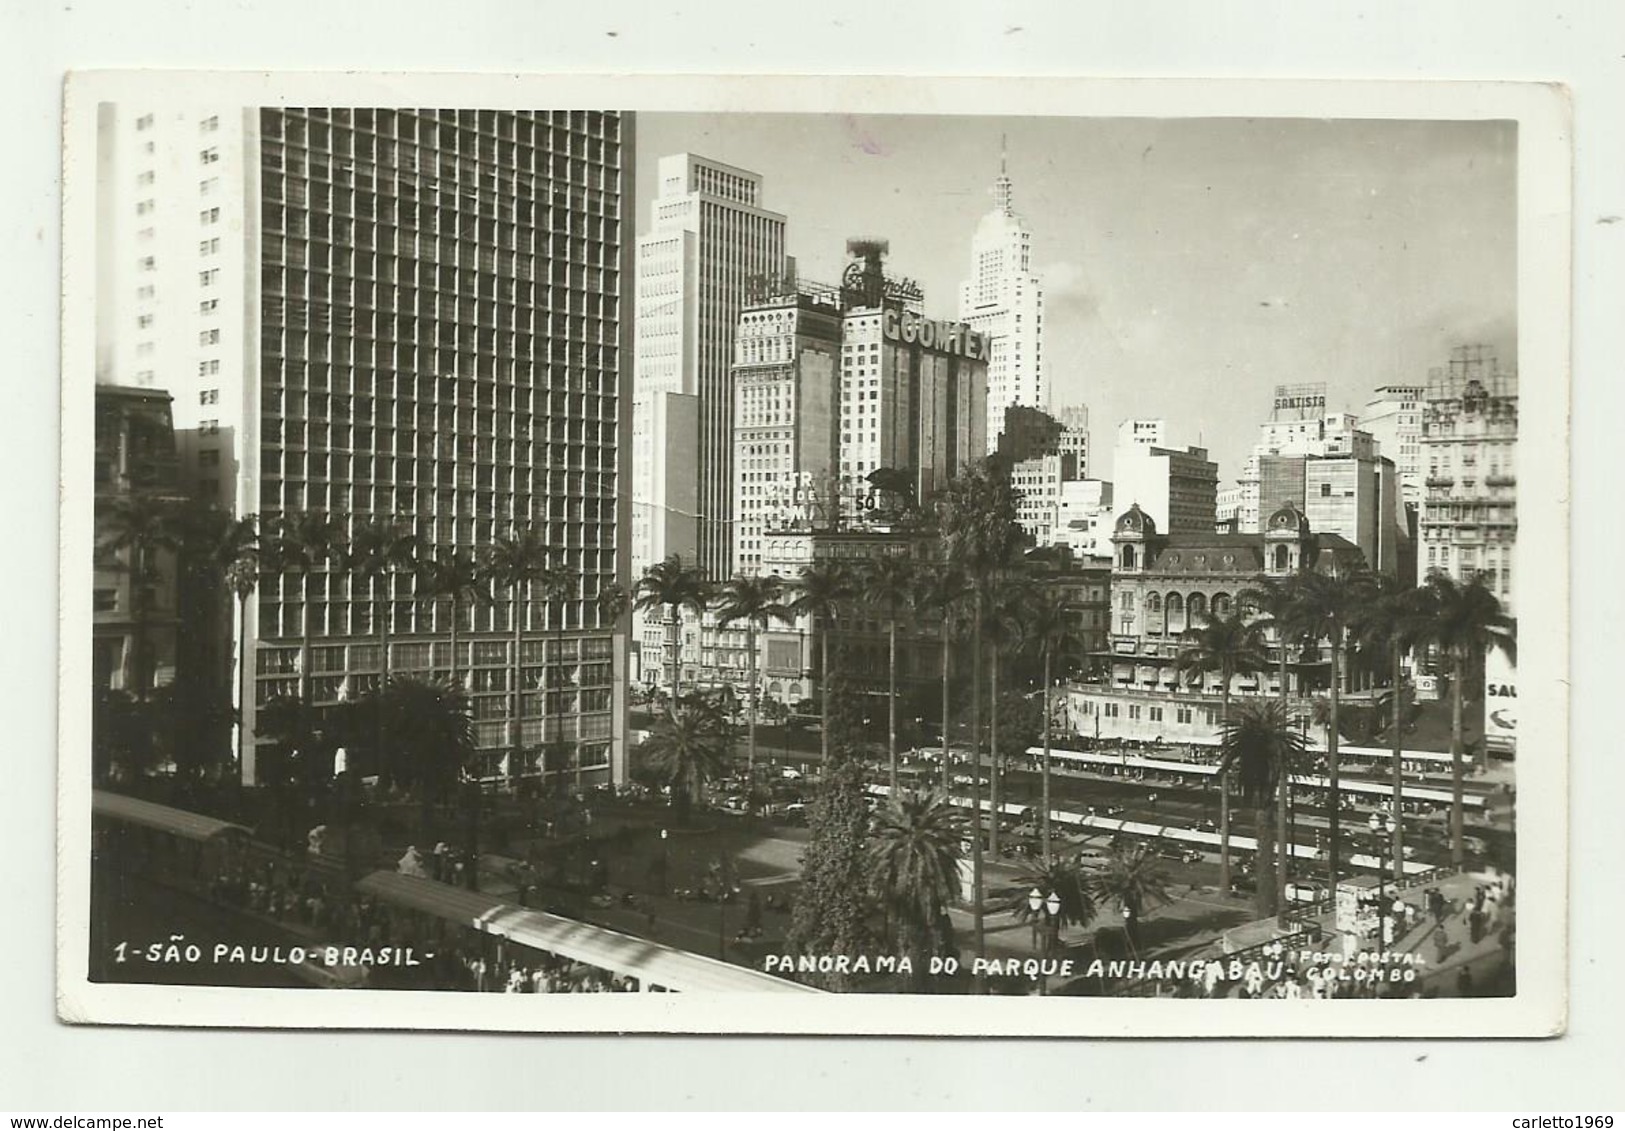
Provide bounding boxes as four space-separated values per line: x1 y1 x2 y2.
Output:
632 154 788 584
1112 419 1218 535
1420 346 1518 613
731 285 844 576
95 106 635 787
1360 383 1427 507
958 147 1046 454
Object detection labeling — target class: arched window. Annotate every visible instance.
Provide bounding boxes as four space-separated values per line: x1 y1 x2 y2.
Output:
1212 592 1232 617
1188 592 1208 622
1146 592 1162 613
1166 591 1184 630
1273 544 1290 571
1121 544 1137 569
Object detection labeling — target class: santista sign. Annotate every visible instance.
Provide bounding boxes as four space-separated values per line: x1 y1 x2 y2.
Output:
881 308 990 361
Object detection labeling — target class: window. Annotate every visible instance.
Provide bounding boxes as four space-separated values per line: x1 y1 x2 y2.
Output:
135 113 154 130
94 589 118 612
199 329 221 345
200 115 219 133
137 256 155 271
1104 702 1119 718
199 450 220 467
1128 705 1142 721
200 177 218 195
136 314 153 329
199 388 219 404
199 299 218 314
200 147 220 164
136 200 154 215
199 238 220 255
137 170 155 185
199 268 219 286
200 207 220 225
1149 706 1163 722
200 419 219 436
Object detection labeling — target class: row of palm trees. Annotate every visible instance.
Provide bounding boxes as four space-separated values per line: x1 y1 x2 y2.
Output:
97 495 632 790
1183 566 1516 922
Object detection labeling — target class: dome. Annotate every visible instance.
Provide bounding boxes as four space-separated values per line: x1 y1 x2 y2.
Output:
1115 503 1157 536
1266 501 1311 537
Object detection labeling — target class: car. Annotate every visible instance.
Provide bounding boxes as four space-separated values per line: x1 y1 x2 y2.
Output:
780 767 804 780
1286 882 1328 904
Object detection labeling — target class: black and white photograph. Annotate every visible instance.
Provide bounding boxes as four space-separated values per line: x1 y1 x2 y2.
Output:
56 72 1570 1036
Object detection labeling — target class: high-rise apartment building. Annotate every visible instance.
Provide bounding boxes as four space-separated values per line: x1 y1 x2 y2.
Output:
1055 403 1091 479
1360 383 1426 507
958 153 1045 454
1235 384 1375 533
1420 346 1518 613
95 106 635 787
1112 420 1218 536
632 154 788 584
731 286 844 575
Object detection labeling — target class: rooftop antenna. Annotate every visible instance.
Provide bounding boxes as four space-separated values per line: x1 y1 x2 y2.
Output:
995 133 1014 214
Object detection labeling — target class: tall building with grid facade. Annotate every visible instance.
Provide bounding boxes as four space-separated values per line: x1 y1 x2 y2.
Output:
1420 346 1518 614
632 153 788 585
731 289 844 576
95 106 635 787
958 153 1046 454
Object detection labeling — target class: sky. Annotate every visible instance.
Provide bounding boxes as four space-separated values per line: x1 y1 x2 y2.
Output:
635 113 1517 483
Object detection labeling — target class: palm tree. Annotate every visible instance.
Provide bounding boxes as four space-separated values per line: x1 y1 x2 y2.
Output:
1350 574 1430 878
1175 612 1268 895
858 555 918 792
97 493 180 698
1089 841 1174 954
487 524 552 785
641 698 730 826
224 552 260 778
1415 572 1517 866
1010 856 1098 990
935 460 1028 974
416 550 487 695
263 511 348 704
1218 700 1309 920
1289 562 1374 890
1244 576 1307 912
345 518 421 692
1019 592 1087 866
982 572 1034 859
714 574 792 787
787 560 854 769
534 563 580 788
914 565 970 792
369 675 474 838
633 555 712 702
867 788 966 990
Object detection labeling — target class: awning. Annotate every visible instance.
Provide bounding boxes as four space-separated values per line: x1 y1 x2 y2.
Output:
92 789 250 842
356 870 820 994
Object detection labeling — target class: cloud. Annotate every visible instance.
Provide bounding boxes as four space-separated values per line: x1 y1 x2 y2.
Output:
1039 259 1100 319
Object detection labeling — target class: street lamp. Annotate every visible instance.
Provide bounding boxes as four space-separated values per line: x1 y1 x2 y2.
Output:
1027 886 1063 996
1368 810 1394 945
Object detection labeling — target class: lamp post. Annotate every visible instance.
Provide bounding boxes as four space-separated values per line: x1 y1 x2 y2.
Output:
1368 810 1394 946
1027 886 1063 996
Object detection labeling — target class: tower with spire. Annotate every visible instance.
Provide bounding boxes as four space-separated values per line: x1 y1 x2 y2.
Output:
958 138 1047 454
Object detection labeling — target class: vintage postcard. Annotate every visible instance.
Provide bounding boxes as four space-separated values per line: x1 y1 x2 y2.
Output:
57 71 1570 1036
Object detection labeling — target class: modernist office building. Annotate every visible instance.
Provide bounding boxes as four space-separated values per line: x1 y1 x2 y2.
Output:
958 155 1046 454
631 153 789 585
95 106 635 786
